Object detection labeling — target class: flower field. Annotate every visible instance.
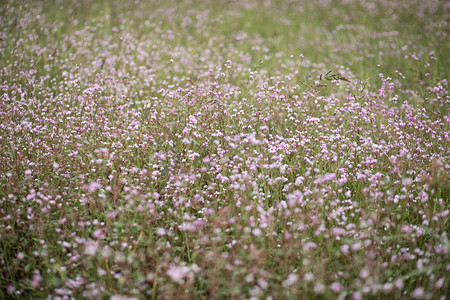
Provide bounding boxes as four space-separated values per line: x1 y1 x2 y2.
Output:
0 0 449 299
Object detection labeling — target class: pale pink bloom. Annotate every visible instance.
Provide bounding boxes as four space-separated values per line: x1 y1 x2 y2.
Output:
294 176 304 186
282 273 299 287
351 243 361 251
258 278 268 289
330 282 343 292
383 282 393 292
167 265 190 283
340 244 350 255
7 284 15 294
189 115 198 124
253 228 262 236
435 277 444 288
156 228 166 236
412 287 425 299
394 279 404 289
304 241 317 251
30 270 42 288
314 173 336 184
359 268 369 279
314 282 325 294
93 229 105 240
88 181 102 193
332 227 346 236
84 241 98 256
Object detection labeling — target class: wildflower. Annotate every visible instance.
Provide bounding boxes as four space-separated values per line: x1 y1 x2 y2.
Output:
330 282 343 292
30 270 42 288
7 285 15 294
167 265 190 284
332 227 346 236
189 115 198 124
93 229 105 240
253 228 262 236
394 279 404 289
412 287 425 299
87 181 102 193
340 244 350 255
314 173 336 185
282 273 299 287
314 282 325 294
84 241 98 256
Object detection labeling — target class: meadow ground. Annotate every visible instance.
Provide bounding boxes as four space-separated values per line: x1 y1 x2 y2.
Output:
0 0 449 299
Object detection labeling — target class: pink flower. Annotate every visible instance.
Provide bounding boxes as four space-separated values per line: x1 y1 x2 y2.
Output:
332 227 346 236
394 279 404 289
253 228 262 236
7 284 15 294
282 273 299 287
87 181 102 193
189 115 198 124
304 241 317 251
93 229 105 240
84 241 98 256
412 287 425 299
167 265 189 283
30 270 42 288
314 173 336 185
330 282 343 292
340 244 350 255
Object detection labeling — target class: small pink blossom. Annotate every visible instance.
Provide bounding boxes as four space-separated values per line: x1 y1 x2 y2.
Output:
30 270 42 288
330 282 343 292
